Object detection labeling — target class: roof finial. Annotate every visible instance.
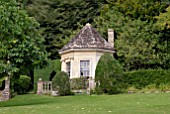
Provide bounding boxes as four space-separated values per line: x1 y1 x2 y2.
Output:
86 23 91 26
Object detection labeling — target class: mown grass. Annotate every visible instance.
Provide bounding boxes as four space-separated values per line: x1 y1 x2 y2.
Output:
0 93 170 114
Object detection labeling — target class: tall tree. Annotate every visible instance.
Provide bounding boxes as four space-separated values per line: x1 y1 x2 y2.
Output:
0 0 47 80
94 3 168 70
26 0 107 59
154 6 170 69
107 0 168 21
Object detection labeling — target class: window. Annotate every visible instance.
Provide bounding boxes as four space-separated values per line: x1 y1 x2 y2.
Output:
66 62 70 76
80 60 90 77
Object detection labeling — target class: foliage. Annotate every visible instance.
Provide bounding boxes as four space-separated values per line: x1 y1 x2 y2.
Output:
0 0 47 80
107 0 168 21
95 3 169 70
34 59 61 81
116 20 159 70
124 69 170 89
25 0 107 59
159 83 170 92
95 53 125 94
52 71 70 96
127 83 170 93
154 6 170 69
34 59 61 92
70 77 88 90
12 75 31 94
23 0 169 70
0 77 5 88
155 6 170 30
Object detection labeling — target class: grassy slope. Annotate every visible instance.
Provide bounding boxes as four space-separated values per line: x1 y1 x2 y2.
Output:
0 93 170 114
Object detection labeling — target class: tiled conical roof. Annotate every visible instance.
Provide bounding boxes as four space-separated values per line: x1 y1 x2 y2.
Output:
59 23 115 53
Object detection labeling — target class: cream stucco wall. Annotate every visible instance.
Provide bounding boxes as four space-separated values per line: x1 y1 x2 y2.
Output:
60 50 106 79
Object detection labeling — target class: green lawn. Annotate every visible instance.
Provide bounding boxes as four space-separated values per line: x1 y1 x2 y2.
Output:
0 93 170 114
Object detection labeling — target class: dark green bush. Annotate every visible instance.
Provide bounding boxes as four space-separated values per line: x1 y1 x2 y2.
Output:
13 75 31 94
95 53 125 94
52 71 71 96
70 77 88 90
124 69 170 89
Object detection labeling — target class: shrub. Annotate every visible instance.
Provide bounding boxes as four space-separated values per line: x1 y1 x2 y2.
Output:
70 77 88 90
124 69 170 89
95 53 125 94
159 83 170 92
52 71 71 96
13 75 31 94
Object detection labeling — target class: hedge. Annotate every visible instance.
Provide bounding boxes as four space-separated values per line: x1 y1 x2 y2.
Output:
95 53 125 94
34 59 61 92
70 77 88 90
124 69 170 89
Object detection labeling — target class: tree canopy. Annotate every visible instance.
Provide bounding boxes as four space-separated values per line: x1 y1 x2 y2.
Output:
26 0 107 59
0 0 47 79
7 0 169 71
94 1 169 70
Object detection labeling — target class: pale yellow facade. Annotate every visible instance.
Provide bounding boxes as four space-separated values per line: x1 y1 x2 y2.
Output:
60 49 113 79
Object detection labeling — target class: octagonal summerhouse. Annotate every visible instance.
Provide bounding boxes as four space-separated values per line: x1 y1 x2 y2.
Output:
59 23 116 82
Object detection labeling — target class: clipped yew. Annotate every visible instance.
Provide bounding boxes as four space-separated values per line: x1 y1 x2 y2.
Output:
95 53 125 94
52 71 71 96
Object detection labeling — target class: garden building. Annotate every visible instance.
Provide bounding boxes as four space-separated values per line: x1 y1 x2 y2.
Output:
59 23 115 82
